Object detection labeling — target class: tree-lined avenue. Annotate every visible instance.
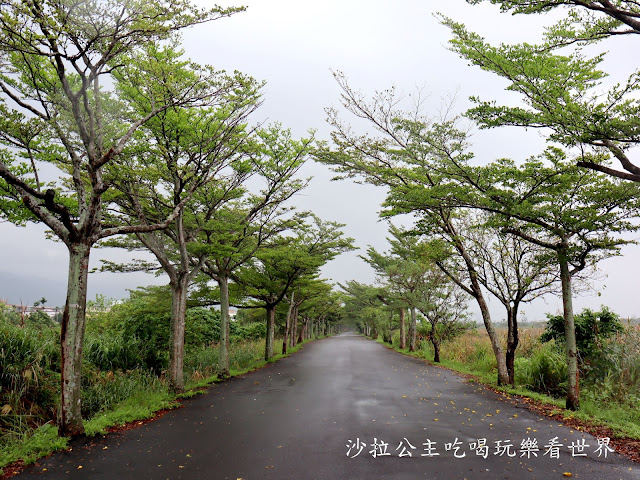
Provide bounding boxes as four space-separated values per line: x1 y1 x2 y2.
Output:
16 334 639 479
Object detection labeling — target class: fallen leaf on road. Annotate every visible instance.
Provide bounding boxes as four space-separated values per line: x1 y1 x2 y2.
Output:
563 473 572 477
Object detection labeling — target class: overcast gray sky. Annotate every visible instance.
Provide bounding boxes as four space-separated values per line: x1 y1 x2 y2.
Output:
1 0 638 322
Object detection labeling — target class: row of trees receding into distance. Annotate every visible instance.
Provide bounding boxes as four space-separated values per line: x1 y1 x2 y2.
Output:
0 0 357 438
317 0 640 412
1 0 638 439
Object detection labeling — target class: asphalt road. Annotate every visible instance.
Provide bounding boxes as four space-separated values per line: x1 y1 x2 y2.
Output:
17 333 640 479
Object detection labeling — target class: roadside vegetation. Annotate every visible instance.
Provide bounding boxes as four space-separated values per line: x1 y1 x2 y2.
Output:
2 0 640 473
370 312 640 441
0 289 339 475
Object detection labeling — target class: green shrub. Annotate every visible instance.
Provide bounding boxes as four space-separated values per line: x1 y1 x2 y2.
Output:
185 307 220 346
234 321 266 340
26 310 56 329
0 305 21 325
115 310 169 372
541 307 623 363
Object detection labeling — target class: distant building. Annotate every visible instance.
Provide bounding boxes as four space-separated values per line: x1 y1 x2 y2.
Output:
0 300 59 319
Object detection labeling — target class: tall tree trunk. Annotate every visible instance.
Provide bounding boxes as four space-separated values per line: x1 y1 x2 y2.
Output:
559 250 580 410
283 294 294 355
265 304 276 361
475 289 509 385
299 315 306 343
432 338 440 363
58 242 91 437
399 308 406 349
218 275 231 378
467 272 509 385
291 305 299 347
505 304 519 386
457 238 509 385
168 273 189 393
409 307 417 352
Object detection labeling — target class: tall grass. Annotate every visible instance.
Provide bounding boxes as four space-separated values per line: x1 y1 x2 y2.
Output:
184 339 265 383
81 368 165 418
0 324 60 432
514 341 567 396
582 327 640 407
83 333 149 371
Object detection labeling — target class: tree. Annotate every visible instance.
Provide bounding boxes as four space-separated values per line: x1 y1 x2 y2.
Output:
282 277 334 350
378 133 639 406
442 3 640 181
197 125 312 376
461 215 557 384
33 297 47 308
316 75 511 384
465 1 640 38
363 225 433 352
101 47 260 392
339 281 388 338
453 150 640 408
300 288 345 340
235 216 355 360
417 267 471 363
0 0 243 436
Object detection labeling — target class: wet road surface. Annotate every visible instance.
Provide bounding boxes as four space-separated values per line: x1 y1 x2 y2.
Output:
17 333 640 479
